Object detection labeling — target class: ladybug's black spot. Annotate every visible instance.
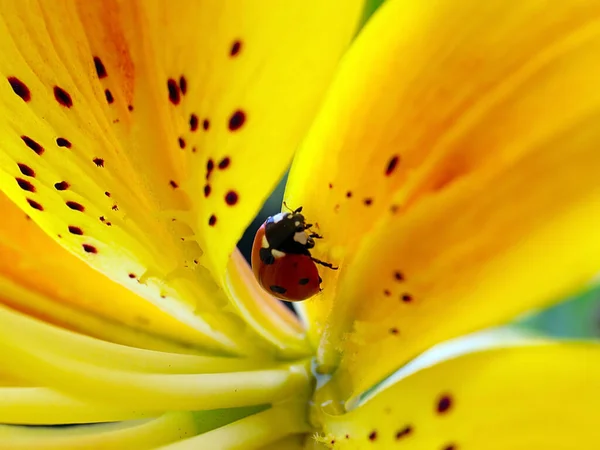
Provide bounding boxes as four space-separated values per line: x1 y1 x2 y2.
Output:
230 40 242 57
228 110 246 131
54 86 73 108
16 178 35 192
8 77 31 102
259 248 275 265
54 181 70 191
167 78 180 105
298 278 310 285
93 56 107 78
18 163 35 177
385 155 400 176
21 136 44 155
270 285 287 295
56 137 72 148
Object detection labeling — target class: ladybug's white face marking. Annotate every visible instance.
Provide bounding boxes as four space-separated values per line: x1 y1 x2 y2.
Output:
294 231 308 245
261 235 269 249
272 249 286 259
271 212 287 224
294 221 300 227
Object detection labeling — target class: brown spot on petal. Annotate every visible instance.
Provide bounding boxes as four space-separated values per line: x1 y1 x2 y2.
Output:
179 76 187 95
93 56 107 78
189 114 199 131
66 201 85 212
401 293 412 303
368 431 377 441
56 137 72 148
394 271 404 281
17 163 35 177
104 89 114 104
54 86 73 108
208 214 217 226
16 178 35 192
26 198 43 211
395 426 412 440
225 191 238 206
169 180 178 189
8 77 30 102
167 78 180 105
54 181 70 191
82 244 97 254
203 119 210 130
21 136 44 155
228 110 246 131
93 158 104 167
68 225 83 235
385 155 400 176
230 40 242 56
204 184 211 198
178 137 186 149
437 394 453 414
218 157 231 170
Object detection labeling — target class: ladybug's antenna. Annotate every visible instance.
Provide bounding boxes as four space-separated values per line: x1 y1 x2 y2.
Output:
311 257 338 270
282 201 303 214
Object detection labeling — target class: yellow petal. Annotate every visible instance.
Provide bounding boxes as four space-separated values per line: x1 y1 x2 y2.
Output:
314 343 600 449
0 412 199 449
0 0 364 354
0 303 310 413
0 387 154 424
284 0 600 392
0 192 223 353
157 405 309 450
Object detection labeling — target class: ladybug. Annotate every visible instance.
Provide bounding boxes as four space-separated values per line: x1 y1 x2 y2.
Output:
251 205 337 302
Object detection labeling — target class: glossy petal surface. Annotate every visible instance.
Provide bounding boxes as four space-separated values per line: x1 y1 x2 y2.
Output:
284 0 600 395
0 0 363 354
316 343 600 449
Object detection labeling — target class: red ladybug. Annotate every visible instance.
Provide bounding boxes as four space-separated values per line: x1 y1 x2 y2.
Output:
251 205 337 302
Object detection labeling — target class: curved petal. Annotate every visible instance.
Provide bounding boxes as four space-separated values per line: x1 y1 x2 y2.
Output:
0 192 222 353
0 0 364 354
284 0 600 394
314 343 600 449
0 414 198 450
0 303 309 413
157 405 309 450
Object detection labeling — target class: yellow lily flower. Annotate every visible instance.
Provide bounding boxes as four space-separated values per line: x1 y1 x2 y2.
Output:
1 0 600 448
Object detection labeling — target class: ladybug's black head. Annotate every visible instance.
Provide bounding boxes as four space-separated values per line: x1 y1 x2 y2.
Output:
264 211 313 255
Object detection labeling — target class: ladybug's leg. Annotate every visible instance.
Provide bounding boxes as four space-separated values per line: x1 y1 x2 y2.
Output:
308 232 323 239
311 257 339 270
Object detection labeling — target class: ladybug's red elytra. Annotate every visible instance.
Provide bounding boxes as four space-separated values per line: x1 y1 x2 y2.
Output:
251 205 337 302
